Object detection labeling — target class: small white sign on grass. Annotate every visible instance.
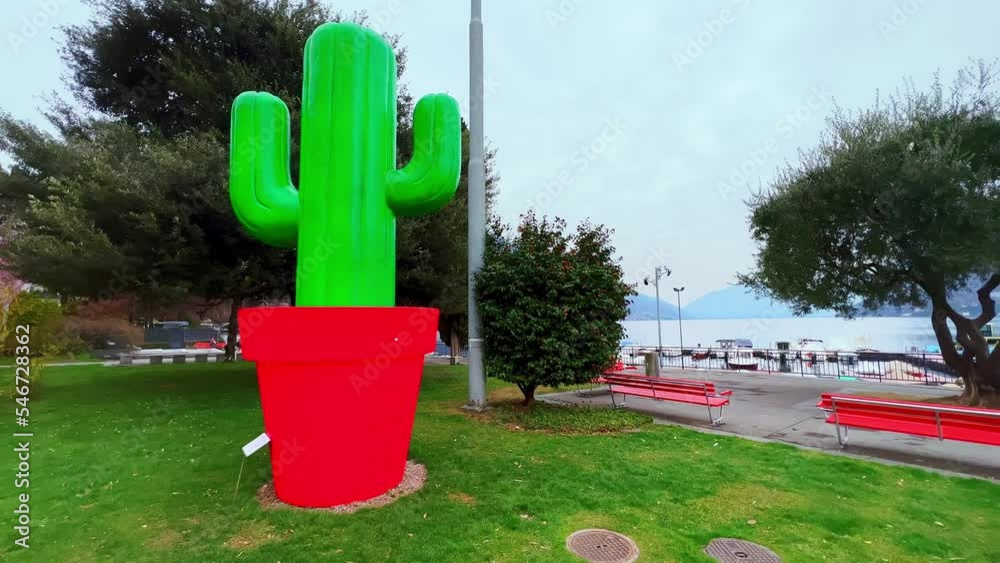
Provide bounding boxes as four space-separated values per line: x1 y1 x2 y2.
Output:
242 432 270 457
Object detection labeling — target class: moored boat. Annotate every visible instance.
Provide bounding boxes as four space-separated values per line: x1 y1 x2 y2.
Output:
726 348 758 370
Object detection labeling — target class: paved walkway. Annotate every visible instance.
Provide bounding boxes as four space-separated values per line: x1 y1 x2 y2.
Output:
542 370 999 480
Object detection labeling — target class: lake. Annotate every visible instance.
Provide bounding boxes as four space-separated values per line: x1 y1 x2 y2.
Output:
622 316 938 353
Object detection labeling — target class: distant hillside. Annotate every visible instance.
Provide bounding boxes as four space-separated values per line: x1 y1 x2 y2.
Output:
626 293 679 320
681 285 835 319
679 281 1000 320
865 279 999 318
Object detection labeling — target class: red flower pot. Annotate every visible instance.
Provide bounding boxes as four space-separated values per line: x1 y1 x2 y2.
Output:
238 306 439 508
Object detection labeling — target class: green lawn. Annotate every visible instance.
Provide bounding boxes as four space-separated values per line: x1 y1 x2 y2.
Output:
3 362 998 562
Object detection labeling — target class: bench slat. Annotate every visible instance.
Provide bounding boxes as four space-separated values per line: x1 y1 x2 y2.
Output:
817 393 1000 447
609 385 729 407
824 413 1000 446
602 373 714 389
603 376 717 392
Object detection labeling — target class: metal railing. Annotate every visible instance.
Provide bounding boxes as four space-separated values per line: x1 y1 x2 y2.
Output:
618 345 959 385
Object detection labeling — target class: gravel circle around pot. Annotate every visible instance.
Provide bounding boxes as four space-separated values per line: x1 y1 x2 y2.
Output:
256 460 427 514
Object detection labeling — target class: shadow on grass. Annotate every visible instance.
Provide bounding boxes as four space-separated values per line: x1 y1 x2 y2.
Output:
468 399 653 434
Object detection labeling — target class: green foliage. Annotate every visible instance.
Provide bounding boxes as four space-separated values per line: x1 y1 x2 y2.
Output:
741 61 1000 400
476 213 634 404
4 292 62 355
744 63 1000 316
1 0 493 337
63 0 362 140
61 0 410 193
0 118 293 306
60 316 143 349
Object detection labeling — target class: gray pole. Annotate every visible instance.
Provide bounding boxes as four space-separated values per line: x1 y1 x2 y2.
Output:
674 287 685 369
654 269 662 355
466 0 487 410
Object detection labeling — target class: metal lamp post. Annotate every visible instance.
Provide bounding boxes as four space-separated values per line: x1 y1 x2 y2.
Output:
673 287 685 369
642 266 671 359
466 0 487 410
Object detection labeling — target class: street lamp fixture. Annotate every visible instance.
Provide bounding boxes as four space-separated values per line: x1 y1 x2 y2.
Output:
642 266 671 359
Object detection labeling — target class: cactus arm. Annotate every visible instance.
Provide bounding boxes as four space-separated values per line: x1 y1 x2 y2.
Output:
230 91 300 248
385 94 462 217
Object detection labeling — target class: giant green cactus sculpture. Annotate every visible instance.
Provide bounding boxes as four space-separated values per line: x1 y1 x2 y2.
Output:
230 22 461 307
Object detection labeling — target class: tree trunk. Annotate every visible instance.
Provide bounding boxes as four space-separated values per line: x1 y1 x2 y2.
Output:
964 364 1000 407
224 295 242 362
450 330 462 365
518 383 537 406
928 281 1000 407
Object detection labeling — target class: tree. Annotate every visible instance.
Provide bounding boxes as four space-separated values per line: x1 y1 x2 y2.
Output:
58 0 369 357
741 61 1000 405
0 116 290 336
4 292 62 355
476 213 634 405
57 0 492 355
396 127 499 358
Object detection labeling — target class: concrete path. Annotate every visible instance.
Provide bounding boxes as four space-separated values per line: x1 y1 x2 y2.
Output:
542 370 999 480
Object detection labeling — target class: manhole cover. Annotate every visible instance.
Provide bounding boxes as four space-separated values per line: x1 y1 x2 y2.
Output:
705 538 782 562
566 529 639 562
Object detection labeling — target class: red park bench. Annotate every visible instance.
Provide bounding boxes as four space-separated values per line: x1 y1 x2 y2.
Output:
816 393 1000 448
600 372 733 426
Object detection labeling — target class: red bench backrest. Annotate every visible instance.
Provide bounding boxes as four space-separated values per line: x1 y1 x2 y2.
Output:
604 374 716 396
818 393 1000 435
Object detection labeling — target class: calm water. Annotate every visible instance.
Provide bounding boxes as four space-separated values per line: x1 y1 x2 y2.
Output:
622 316 938 353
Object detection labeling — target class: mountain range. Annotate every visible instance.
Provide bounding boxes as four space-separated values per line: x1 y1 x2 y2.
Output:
626 285 822 320
627 282 1000 321
626 293 680 320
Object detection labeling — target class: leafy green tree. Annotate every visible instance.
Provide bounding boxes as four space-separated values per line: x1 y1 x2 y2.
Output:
0 115 290 313
55 0 494 356
741 61 1000 405
476 213 634 405
4 292 62 355
57 0 369 357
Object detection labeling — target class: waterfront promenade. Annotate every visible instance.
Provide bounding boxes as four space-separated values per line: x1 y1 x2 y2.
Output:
543 369 999 480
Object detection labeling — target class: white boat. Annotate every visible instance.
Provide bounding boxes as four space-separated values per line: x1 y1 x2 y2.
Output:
710 339 734 359
796 338 827 362
726 348 758 370
833 350 858 364
713 338 759 370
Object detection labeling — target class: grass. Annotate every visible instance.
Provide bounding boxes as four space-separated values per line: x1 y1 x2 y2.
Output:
479 400 653 433
2 362 998 562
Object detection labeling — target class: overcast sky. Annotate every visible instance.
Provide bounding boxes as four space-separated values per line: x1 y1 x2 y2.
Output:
2 0 997 301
